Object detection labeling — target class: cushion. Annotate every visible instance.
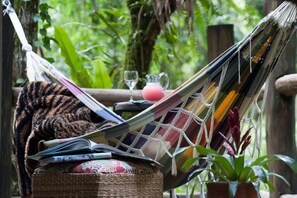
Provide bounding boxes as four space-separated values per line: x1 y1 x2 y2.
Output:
34 158 158 175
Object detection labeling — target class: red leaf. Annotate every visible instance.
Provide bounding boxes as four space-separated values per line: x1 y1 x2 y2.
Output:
240 135 251 154
228 107 240 129
240 127 252 145
231 126 241 151
224 142 236 157
219 132 236 155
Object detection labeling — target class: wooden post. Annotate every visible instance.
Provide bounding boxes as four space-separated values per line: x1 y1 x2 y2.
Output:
266 34 297 197
207 24 234 63
0 2 14 198
265 1 297 197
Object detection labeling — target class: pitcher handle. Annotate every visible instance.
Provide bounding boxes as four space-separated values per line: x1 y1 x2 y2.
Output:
158 72 169 90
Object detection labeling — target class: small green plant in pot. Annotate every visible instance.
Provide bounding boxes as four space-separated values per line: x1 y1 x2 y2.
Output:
182 107 297 198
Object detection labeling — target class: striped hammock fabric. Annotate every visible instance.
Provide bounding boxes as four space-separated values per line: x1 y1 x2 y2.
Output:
5 1 297 191
79 2 297 190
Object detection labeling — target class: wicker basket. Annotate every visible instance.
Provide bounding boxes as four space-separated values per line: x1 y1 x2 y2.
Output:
32 172 163 198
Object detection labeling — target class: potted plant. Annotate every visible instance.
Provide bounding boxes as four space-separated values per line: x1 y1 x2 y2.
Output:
182 107 297 198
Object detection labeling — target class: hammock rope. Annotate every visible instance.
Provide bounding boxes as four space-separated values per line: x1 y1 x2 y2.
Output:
4 0 297 191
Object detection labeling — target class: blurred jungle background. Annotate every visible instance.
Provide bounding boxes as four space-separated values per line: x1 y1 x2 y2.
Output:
12 0 266 90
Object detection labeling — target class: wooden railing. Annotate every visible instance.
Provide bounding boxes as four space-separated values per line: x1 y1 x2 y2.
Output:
12 88 172 107
11 75 297 108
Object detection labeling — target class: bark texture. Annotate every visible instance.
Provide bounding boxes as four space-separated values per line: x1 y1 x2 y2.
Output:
124 0 177 88
265 1 297 197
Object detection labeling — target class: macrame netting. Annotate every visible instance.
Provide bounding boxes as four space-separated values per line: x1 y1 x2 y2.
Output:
4 0 297 191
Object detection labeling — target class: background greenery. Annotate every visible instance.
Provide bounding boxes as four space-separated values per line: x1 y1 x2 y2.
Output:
36 0 264 89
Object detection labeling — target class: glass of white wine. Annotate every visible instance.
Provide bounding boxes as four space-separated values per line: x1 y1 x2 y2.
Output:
124 70 139 102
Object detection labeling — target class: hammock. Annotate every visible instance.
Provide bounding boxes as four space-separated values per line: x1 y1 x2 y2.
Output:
4 0 297 191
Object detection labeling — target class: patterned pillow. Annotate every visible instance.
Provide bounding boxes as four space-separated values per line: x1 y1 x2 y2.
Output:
34 158 158 175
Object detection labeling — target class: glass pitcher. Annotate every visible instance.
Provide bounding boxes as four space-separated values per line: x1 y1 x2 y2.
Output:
142 72 169 102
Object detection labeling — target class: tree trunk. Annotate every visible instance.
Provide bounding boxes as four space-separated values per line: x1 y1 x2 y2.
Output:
265 1 297 197
124 0 176 88
13 0 39 86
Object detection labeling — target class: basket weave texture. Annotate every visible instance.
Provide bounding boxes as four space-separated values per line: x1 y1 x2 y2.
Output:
32 172 163 198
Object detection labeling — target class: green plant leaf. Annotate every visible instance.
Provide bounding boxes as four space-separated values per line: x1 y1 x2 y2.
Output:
238 167 253 182
54 26 92 87
252 166 268 183
250 155 267 165
92 59 112 88
223 154 235 168
267 172 290 187
212 155 237 180
274 154 297 173
265 180 276 192
182 157 199 171
208 168 228 181
250 155 270 170
229 181 239 198
196 145 220 156
234 155 245 176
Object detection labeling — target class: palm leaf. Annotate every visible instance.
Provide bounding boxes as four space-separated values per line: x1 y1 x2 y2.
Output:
92 59 112 88
54 26 93 87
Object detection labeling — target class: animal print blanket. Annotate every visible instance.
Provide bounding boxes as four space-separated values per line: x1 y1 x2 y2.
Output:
13 81 115 198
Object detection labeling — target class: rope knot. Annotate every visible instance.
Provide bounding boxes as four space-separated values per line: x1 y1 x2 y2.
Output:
2 0 14 15
22 44 32 52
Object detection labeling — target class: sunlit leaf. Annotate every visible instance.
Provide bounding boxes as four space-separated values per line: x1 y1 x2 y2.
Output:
54 26 92 87
92 59 112 88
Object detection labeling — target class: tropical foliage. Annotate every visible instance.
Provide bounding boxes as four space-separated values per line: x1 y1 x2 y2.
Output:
182 107 297 197
36 0 264 89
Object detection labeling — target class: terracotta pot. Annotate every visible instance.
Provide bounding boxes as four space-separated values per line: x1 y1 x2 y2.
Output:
206 182 258 198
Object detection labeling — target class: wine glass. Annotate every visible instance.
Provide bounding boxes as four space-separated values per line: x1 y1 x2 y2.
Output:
124 70 139 102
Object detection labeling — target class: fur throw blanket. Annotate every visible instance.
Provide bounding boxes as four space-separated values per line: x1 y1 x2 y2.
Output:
13 81 115 198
